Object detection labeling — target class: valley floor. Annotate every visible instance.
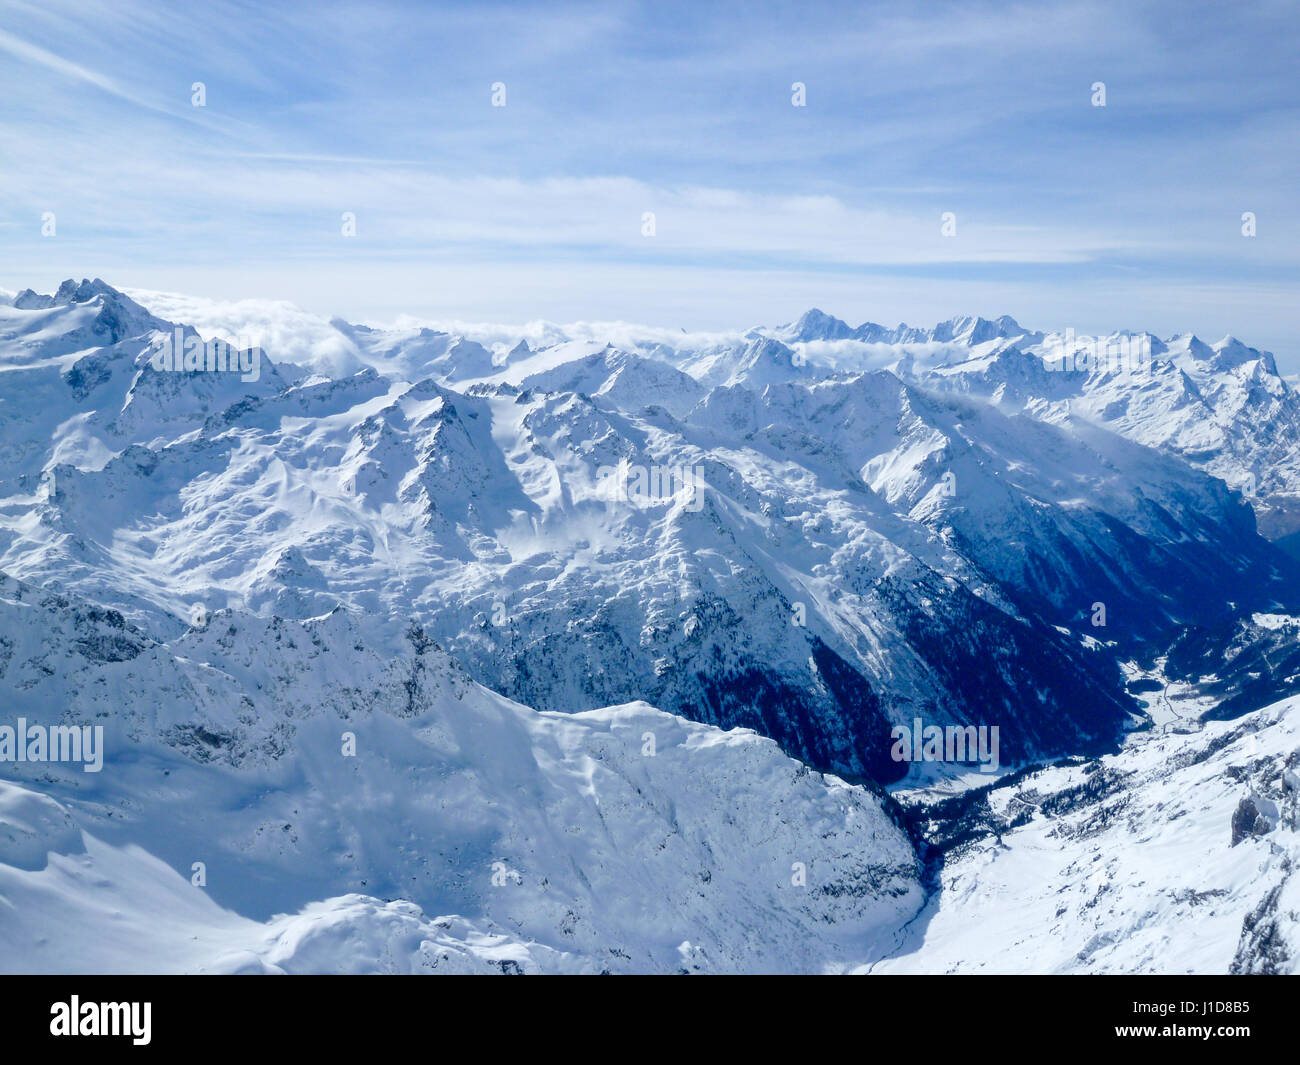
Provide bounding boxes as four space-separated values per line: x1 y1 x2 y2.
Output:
870 698 1299 973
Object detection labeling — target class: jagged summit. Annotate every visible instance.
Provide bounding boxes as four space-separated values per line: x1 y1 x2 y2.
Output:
5 277 166 351
929 314 1026 343
782 307 857 342
1211 335 1278 375
13 277 137 310
774 308 1029 345
56 277 121 304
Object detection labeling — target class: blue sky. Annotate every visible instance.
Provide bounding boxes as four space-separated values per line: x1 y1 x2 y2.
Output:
1 0 1297 363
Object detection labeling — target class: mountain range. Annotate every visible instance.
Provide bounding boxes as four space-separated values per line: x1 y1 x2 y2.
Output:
1 278 1298 973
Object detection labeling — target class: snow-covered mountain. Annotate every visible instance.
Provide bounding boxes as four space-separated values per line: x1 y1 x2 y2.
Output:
0 574 921 974
6 282 1299 780
2 279 1299 973
905 331 1300 547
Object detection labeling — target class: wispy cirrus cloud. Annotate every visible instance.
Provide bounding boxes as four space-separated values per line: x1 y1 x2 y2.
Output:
1 0 1297 363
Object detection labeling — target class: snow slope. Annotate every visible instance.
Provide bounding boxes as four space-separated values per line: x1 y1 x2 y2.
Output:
872 696 1300 974
0 575 921 974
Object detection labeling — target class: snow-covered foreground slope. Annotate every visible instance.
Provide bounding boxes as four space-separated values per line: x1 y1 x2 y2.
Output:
871 697 1300 974
6 583 1298 974
0 576 921 974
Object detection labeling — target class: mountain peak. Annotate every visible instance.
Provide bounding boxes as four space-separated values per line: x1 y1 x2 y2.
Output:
13 278 144 316
54 278 124 305
781 308 855 343
1213 335 1278 375
930 315 1025 344
1177 334 1216 362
